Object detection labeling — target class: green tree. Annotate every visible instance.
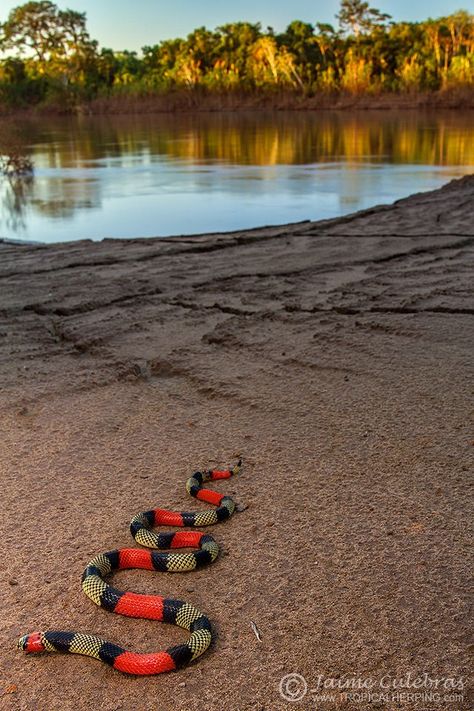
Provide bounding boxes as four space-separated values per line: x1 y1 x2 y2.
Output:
215 22 262 77
0 2 99 104
184 26 219 71
0 1 96 62
277 21 321 84
314 22 341 73
336 0 391 37
248 35 303 88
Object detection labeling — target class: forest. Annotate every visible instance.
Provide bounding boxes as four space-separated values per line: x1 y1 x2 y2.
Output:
0 0 473 111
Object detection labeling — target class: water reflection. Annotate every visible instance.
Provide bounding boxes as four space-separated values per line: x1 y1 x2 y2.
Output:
1 111 473 242
0 175 34 233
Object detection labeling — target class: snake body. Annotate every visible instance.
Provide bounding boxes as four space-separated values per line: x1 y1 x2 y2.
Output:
18 461 241 675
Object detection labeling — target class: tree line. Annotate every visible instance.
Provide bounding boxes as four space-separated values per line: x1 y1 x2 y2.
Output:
0 0 473 110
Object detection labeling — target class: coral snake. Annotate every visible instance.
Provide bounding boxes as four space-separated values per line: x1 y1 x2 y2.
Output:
18 459 241 675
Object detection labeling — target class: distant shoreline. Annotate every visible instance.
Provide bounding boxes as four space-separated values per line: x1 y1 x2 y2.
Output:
1 88 473 117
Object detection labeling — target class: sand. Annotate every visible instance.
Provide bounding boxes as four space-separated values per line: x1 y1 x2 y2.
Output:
0 175 473 711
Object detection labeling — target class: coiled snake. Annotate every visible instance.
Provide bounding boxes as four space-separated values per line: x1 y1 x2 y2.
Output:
18 460 241 675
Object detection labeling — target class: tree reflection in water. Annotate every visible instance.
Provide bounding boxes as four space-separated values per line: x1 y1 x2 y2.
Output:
0 119 36 234
0 174 34 233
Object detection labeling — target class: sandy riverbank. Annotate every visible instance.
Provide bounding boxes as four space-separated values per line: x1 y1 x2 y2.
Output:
1 176 473 711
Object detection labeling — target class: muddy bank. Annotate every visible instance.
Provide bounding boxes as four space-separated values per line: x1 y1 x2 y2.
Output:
1 87 474 117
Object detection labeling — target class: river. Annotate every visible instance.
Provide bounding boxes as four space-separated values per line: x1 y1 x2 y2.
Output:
1 110 473 243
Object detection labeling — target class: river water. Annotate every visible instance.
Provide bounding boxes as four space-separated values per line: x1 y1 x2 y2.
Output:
1 110 473 243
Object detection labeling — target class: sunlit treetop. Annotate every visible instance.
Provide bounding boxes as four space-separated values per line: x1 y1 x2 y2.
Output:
0 0 96 61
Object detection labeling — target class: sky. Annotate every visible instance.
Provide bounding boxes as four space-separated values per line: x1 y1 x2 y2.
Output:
0 0 470 52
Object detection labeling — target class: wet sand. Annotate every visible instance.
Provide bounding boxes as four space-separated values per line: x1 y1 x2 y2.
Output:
1 176 473 711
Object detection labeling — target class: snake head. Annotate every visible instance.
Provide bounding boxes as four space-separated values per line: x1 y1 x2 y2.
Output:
18 632 44 653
